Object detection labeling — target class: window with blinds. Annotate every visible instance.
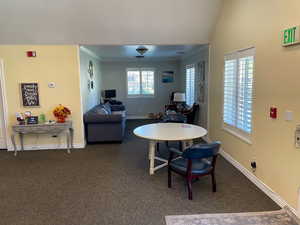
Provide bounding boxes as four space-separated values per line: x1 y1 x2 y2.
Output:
127 68 155 96
223 48 255 140
186 65 195 106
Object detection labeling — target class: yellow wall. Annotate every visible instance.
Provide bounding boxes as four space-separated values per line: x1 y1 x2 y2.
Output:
0 45 85 149
210 0 300 209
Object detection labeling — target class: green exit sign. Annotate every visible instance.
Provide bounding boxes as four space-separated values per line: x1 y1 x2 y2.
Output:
282 26 300 46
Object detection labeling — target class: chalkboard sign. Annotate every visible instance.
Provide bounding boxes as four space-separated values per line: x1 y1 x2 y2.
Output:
20 83 40 107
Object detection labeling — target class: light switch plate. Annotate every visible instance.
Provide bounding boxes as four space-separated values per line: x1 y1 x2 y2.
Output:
285 110 293 121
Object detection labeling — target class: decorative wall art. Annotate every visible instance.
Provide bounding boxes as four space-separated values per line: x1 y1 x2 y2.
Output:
20 83 40 107
197 61 206 104
88 60 95 91
88 60 94 79
161 71 174 83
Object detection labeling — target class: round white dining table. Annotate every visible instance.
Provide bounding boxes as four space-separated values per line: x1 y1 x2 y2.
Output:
133 123 207 175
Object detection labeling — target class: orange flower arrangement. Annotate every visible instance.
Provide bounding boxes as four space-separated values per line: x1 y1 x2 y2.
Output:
53 104 71 123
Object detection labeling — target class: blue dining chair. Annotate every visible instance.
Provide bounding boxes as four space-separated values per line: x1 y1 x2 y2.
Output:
168 141 221 200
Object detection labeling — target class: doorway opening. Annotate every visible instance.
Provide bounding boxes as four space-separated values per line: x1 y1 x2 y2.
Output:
0 60 8 150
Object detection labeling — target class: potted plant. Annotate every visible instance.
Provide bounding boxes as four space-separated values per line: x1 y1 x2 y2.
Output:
53 104 71 123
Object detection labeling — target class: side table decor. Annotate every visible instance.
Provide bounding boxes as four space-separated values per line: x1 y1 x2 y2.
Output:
53 104 71 123
11 121 74 156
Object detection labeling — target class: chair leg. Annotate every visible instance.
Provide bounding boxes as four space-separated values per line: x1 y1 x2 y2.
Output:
187 178 193 200
168 168 172 188
211 172 216 192
156 142 162 157
179 141 183 151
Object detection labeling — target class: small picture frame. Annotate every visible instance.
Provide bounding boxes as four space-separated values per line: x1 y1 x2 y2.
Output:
88 60 94 79
27 116 39 125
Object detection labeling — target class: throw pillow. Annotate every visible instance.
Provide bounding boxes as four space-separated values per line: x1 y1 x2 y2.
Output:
103 102 112 114
95 107 108 115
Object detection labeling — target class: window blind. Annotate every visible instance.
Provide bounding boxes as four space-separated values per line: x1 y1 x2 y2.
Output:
223 48 255 135
186 65 195 106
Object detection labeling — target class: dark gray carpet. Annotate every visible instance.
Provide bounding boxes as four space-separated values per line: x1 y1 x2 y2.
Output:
0 120 280 225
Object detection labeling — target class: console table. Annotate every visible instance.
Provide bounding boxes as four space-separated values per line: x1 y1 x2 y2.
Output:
11 121 74 156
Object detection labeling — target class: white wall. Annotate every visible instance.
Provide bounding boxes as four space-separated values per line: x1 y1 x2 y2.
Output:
79 49 102 113
0 0 222 45
209 0 300 210
179 46 209 128
101 60 181 118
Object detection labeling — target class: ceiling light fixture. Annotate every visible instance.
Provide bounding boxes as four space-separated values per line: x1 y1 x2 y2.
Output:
136 46 148 55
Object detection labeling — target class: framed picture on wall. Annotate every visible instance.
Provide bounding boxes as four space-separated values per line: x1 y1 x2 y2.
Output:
20 83 40 107
88 60 94 79
161 71 174 83
198 61 205 104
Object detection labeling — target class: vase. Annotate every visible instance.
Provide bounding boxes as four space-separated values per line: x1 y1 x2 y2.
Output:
56 117 66 123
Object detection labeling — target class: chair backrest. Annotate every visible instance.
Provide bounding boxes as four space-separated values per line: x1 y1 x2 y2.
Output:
186 103 199 124
182 141 221 160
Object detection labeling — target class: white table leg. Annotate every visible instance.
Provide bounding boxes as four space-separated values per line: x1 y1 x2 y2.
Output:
149 140 156 175
182 140 193 150
11 134 17 156
66 131 71 154
148 140 169 175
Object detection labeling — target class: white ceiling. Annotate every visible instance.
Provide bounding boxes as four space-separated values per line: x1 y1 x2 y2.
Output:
82 45 206 61
0 0 222 44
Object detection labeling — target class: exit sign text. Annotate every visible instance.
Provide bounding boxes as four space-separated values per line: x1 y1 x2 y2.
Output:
282 26 300 47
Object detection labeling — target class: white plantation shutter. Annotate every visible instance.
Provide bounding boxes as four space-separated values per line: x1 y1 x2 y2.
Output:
223 48 255 138
127 68 155 96
223 58 238 126
127 69 141 95
141 70 154 95
186 65 195 106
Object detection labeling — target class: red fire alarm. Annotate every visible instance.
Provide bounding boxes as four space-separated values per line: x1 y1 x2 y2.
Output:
270 107 277 119
26 51 36 57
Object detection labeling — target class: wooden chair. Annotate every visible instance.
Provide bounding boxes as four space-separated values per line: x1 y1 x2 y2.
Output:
167 141 221 200
183 103 199 124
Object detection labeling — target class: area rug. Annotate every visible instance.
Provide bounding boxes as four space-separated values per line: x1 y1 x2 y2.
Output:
165 207 299 225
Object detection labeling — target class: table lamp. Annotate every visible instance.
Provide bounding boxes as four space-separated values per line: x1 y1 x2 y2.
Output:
173 93 186 112
173 93 186 102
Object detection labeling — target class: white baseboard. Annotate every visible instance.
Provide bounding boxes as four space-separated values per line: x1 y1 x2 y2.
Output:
204 136 298 216
7 143 85 151
219 148 299 217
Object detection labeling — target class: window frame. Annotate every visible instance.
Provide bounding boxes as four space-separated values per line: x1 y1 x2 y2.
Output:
126 67 156 98
222 47 255 144
185 64 196 106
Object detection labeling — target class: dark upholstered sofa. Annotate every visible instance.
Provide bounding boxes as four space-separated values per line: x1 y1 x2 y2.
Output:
84 103 126 143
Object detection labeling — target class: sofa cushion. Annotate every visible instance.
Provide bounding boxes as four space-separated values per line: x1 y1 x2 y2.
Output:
84 113 122 123
110 104 125 111
112 110 126 118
